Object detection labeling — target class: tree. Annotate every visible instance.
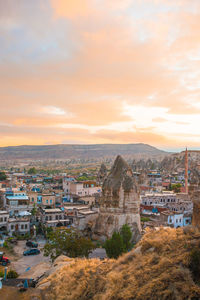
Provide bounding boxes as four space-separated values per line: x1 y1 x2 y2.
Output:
0 171 7 181
44 227 94 261
120 224 132 251
28 167 37 175
31 203 37 216
171 183 182 193
104 232 125 259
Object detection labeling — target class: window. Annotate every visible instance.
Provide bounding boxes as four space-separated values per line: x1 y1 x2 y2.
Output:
46 216 48 221
25 224 27 229
4 217 7 222
11 225 14 230
46 200 48 204
49 216 52 221
176 219 178 223
56 215 58 220
32 197 34 202
50 199 52 204
21 224 24 229
0 218 3 222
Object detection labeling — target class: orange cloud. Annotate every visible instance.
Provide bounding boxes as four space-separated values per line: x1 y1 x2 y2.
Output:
0 0 200 149
51 0 91 18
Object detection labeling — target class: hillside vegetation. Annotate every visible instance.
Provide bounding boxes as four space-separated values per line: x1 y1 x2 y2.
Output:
0 143 168 161
37 227 200 300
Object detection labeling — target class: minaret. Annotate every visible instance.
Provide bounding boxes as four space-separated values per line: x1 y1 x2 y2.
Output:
185 147 188 194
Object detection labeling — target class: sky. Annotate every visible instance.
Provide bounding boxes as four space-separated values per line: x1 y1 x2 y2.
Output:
0 0 200 151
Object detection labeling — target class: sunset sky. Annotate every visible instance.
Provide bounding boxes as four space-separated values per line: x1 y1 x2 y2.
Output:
1 0 200 151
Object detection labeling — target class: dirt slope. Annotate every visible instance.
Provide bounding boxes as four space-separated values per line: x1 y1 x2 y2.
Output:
36 227 200 300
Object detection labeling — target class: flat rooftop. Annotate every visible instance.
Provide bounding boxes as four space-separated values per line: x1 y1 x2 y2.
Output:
142 193 176 197
44 209 62 213
79 210 97 215
64 206 89 210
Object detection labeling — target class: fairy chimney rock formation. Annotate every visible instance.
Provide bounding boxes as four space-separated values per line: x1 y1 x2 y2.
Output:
94 155 141 241
97 163 107 185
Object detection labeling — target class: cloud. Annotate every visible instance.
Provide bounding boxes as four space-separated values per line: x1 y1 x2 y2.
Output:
41 106 68 116
51 0 91 18
0 0 200 149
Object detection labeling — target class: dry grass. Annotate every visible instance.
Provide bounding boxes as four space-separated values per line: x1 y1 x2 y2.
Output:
37 227 200 300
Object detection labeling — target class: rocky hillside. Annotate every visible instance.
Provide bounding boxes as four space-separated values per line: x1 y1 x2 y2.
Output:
33 227 200 300
1 227 200 300
0 143 168 161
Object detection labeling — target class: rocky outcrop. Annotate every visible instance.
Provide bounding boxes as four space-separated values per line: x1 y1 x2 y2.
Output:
192 190 200 229
94 155 141 241
34 228 200 300
97 163 107 185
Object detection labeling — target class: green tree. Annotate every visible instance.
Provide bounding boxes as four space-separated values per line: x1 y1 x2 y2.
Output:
0 171 7 181
28 167 37 175
31 203 37 216
44 227 94 261
120 224 132 251
104 232 125 259
171 183 182 193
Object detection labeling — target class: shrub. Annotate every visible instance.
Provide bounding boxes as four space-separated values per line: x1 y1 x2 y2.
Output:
141 217 151 222
189 248 200 282
14 233 31 240
3 241 9 249
104 232 125 259
120 224 132 251
0 270 4 278
7 237 14 242
7 269 19 279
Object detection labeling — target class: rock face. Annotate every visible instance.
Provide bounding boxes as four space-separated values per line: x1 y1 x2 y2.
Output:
192 191 200 229
94 155 141 241
97 163 107 185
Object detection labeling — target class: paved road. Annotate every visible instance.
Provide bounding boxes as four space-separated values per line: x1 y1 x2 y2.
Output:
11 240 50 275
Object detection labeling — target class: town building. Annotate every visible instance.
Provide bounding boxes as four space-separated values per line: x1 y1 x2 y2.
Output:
41 208 70 228
159 211 192 228
0 211 9 232
5 191 33 216
141 192 192 213
63 178 101 197
7 217 30 236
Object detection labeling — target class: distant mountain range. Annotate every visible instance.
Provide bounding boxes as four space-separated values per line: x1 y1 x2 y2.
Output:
0 143 169 161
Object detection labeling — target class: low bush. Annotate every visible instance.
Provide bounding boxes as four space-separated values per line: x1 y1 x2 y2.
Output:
189 248 200 282
0 270 4 278
13 233 31 240
3 241 9 249
141 217 151 222
7 269 19 279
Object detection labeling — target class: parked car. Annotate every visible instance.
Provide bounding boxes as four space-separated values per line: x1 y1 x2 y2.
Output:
0 252 10 266
23 248 40 256
26 241 38 248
